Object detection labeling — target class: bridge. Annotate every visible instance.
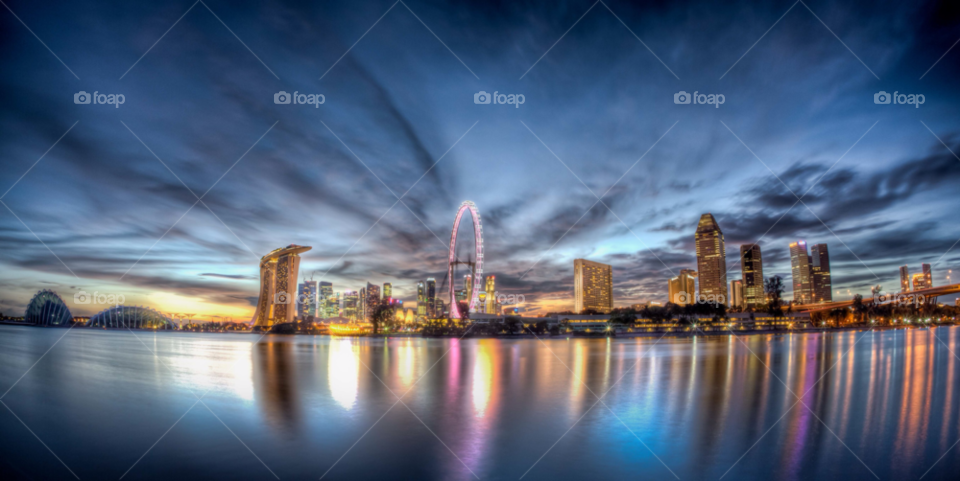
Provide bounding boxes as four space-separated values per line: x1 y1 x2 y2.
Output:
795 283 960 313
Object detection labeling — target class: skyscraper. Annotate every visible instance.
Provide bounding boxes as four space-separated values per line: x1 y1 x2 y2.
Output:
343 290 359 320
252 245 311 331
319 281 333 318
417 281 426 317
900 265 911 292
298 280 318 318
912 273 928 290
325 292 340 318
922 263 933 288
740 244 764 308
731 280 744 308
668 269 697 305
574 259 613 313
359 287 366 320
365 282 380 322
426 278 436 318
383 283 392 300
695 214 728 303
464 275 473 311
485 275 496 314
789 241 813 304
810 244 832 303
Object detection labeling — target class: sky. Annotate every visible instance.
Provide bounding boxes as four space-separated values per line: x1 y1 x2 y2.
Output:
1 0 959 319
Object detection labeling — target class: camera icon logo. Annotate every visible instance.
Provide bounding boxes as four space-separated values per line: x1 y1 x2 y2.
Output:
474 91 491 104
74 91 91 104
274 290 291 304
675 291 690 304
274 91 291 104
674 91 691 104
874 91 891 104
74 290 91 304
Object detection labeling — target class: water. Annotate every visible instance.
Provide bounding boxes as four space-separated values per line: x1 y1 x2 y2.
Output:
1 325 959 480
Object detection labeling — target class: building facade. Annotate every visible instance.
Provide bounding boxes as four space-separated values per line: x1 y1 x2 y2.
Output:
574 259 613 314
922 263 933 288
900 265 911 292
695 214 728 303
740 244 764 308
789 241 813 304
365 282 381 322
383 282 392 300
252 245 311 331
810 243 832 303
731 280 744 308
426 278 437 318
298 280 318 318
668 269 697 305
912 272 930 290
417 281 426 317
485 275 496 314
343 290 359 320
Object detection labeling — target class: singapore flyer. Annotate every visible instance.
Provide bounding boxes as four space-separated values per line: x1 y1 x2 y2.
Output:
447 201 483 319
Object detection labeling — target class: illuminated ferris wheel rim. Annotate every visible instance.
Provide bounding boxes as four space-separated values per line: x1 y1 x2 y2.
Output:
448 201 483 319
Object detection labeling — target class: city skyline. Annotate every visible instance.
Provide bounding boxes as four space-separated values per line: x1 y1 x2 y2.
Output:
1 1 959 320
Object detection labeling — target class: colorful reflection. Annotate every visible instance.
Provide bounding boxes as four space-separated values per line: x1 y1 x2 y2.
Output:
328 338 359 410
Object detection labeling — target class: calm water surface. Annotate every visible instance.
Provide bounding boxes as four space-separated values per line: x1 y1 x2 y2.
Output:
1 325 959 480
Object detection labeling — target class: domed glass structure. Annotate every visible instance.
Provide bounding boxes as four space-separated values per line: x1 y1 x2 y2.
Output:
25 290 73 326
87 306 176 330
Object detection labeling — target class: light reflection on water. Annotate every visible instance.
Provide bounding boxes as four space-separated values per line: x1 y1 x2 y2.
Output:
0 326 959 480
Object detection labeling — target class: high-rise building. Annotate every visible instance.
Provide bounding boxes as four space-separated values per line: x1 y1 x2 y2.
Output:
455 289 466 302
913 272 930 290
426 278 437 318
574 259 613 313
252 245 311 331
343 291 359 320
740 244 764 308
900 265 911 292
463 275 473 311
789 241 813 304
695 214 728 303
318 281 333 318
359 287 366 320
417 281 426 317
298 280 318 318
365 283 381 322
922 263 933 289
668 269 697 305
383 283 392 300
810 244 832 303
731 280 744 308
435 299 446 318
485 276 496 314
324 292 340 318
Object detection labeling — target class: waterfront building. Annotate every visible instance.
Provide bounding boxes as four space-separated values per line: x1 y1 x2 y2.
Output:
485 275 496 314
324 292 340 318
731 280 744 308
695 214 728 303
740 244 764 308
417 281 426 317
900 265 911 292
365 283 381 322
383 282 392 299
25 290 72 326
252 244 311 331
343 290 359 320
913 272 930 290
668 269 697 305
319 282 333 316
922 263 933 288
426 278 437 317
789 241 813 304
810 244 832 303
298 280 318 318
87 305 175 329
464 275 473 311
574 259 613 313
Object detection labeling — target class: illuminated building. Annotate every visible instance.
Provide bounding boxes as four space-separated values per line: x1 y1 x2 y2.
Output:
789 241 813 304
87 306 175 329
324 292 340 318
668 269 697 305
25 289 72 326
810 244 832 303
359 287 366 320
252 244 311 331
298 281 318 318
464 275 473 310
365 283 380 322
731 280 743 308
435 299 446 317
485 275 496 314
417 281 426 317
574 259 613 313
740 244 764 307
455 289 466 302
695 214 728 302
426 278 436 317
913 272 930 290
922 263 933 288
383 282 392 299
319 282 334 317
900 265 910 292
343 290 359 320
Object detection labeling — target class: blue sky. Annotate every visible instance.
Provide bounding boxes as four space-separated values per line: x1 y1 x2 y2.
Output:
1 0 959 318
